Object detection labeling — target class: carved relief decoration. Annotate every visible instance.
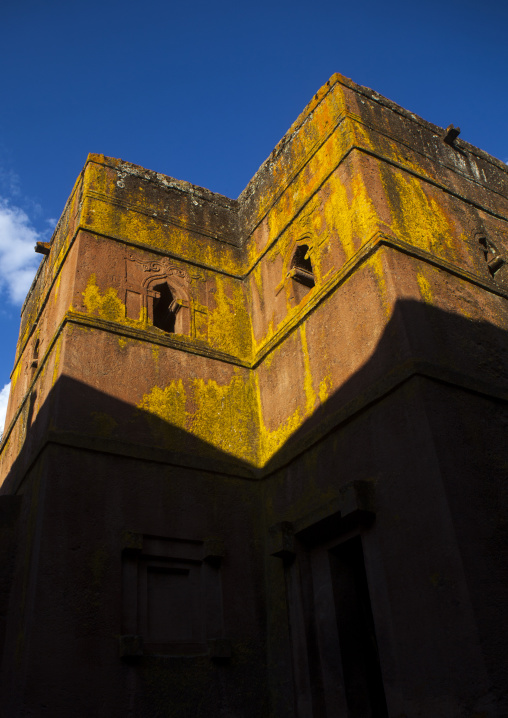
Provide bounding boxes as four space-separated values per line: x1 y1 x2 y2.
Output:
125 254 191 334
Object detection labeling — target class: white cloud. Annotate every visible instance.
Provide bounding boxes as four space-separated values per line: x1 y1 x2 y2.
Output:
0 382 10 436
0 199 43 304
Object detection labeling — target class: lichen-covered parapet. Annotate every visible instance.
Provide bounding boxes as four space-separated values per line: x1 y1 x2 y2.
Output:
80 154 244 274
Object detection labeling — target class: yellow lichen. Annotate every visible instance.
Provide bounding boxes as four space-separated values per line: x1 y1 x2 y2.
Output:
252 264 264 305
300 324 316 415
318 374 332 403
261 331 276 368
319 169 380 266
194 307 208 341
81 163 245 275
369 253 391 318
251 163 384 351
387 141 431 181
53 271 62 304
91 412 118 438
11 362 21 391
151 343 160 368
253 326 324 466
207 275 252 360
191 373 258 462
6 86 473 483
52 336 63 386
352 119 374 151
387 172 457 261
256 371 303 466
136 373 258 462
137 380 187 433
83 274 124 323
416 271 433 304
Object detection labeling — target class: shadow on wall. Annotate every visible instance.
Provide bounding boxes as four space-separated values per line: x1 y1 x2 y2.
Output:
265 296 508 473
2 298 508 487
1 298 508 715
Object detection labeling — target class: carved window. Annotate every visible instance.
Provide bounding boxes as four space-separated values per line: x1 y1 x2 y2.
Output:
286 243 315 307
151 282 178 333
478 235 505 278
290 244 315 288
125 256 191 335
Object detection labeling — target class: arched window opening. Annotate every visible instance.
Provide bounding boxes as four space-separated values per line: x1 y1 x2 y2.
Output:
152 282 177 333
291 244 313 276
290 245 315 288
288 244 315 308
478 236 504 277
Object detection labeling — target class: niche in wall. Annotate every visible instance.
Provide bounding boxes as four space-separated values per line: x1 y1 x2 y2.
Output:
120 533 228 659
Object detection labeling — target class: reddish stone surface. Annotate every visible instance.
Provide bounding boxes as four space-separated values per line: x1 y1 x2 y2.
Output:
1 73 508 716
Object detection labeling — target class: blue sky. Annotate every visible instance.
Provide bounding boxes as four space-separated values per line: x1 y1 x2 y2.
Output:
1 0 507 429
